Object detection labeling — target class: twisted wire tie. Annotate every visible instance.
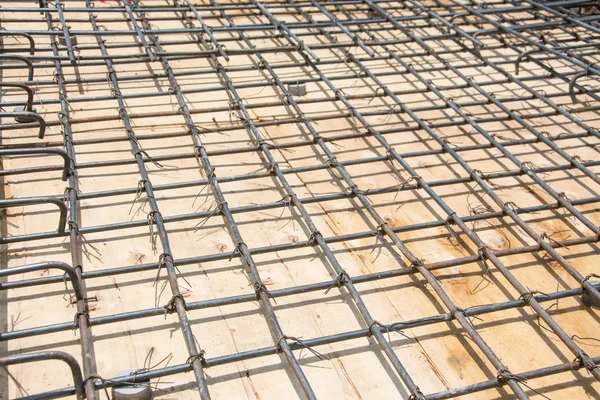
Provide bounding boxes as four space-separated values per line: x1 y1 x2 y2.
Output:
368 320 386 336
64 186 77 202
147 212 158 251
376 222 388 236
446 212 457 225
277 335 329 361
228 241 245 262
253 281 276 303
129 179 148 215
408 259 424 273
192 144 205 159
82 375 112 400
538 232 568 250
73 310 90 331
496 367 526 383
163 294 187 317
574 352 598 372
504 201 519 215
572 155 586 165
355 188 371 197
324 270 350 295
265 162 276 174
407 388 425 400
308 230 321 246
557 192 571 202
327 157 342 168
228 99 239 110
470 169 484 180
367 87 385 104
518 290 544 305
393 176 418 201
477 245 490 273
154 253 173 287
334 88 346 98
186 350 208 370
581 273 600 294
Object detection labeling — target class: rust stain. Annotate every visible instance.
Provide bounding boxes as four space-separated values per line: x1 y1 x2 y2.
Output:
216 242 228 253
383 214 402 228
334 358 364 399
444 344 470 381
126 249 146 265
110 276 120 291
411 337 452 391
242 368 261 400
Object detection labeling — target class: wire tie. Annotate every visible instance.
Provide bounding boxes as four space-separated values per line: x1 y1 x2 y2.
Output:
518 291 539 305
376 222 388 236
368 320 385 336
129 179 148 215
520 160 535 172
572 155 587 165
324 270 349 295
193 145 205 159
407 388 425 400
491 132 513 143
341 183 357 196
228 241 245 262
393 176 417 201
265 162 276 174
147 212 158 252
496 367 526 383
163 294 187 317
538 232 569 250
408 259 424 273
477 245 491 273
371 319 410 342
540 131 553 142
73 310 90 332
186 350 208 370
63 186 77 202
252 281 276 303
581 273 600 294
503 201 519 215
278 335 329 361
68 221 101 261
63 273 75 305
557 192 571 203
355 187 371 199
82 375 111 400
153 253 173 287
470 169 484 180
574 352 598 372
308 230 321 246
334 88 346 98
368 87 385 104
327 157 342 169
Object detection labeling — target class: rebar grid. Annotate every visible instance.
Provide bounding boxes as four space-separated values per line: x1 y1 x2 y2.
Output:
1 0 600 399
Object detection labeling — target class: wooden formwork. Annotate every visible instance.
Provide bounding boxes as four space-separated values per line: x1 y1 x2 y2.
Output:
1 1 600 399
